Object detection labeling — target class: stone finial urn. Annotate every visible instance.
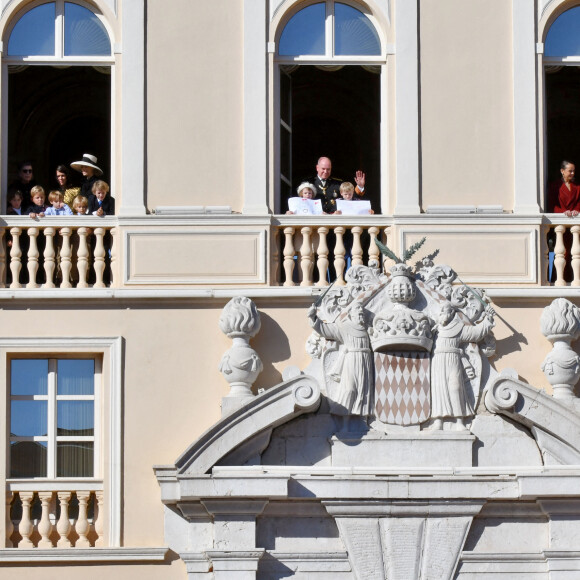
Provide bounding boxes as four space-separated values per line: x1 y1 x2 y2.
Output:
540 298 580 400
218 297 263 402
386 263 416 305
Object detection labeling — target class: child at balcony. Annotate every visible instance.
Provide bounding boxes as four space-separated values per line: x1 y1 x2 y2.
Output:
333 182 374 215
6 191 23 215
72 195 89 215
44 191 73 216
286 182 323 215
88 181 115 216
26 186 47 218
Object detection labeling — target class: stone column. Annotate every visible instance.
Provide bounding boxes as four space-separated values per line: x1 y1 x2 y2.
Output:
202 500 267 580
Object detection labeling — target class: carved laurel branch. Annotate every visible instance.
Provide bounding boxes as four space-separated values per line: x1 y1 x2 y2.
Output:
484 377 519 415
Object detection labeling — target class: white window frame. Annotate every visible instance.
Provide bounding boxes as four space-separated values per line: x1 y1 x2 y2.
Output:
0 0 147 216
271 0 388 213
9 356 101 480
276 0 386 64
0 337 122 547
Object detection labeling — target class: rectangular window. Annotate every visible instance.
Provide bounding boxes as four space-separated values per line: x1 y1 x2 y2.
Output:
9 357 100 479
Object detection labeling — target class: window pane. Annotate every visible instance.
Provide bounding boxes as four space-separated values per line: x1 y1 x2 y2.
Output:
11 401 47 436
11 359 48 395
64 3 111 56
57 401 94 436
335 3 381 56
58 359 94 395
11 441 47 478
546 6 580 57
279 3 325 56
8 3 56 56
57 442 94 477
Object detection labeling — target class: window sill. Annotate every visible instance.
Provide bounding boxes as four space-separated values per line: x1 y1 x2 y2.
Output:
0 547 169 563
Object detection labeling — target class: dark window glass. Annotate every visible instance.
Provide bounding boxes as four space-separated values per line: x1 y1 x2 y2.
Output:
7 3 56 56
335 3 380 56
64 2 111 56
279 3 325 56
10 441 47 477
57 442 94 477
10 401 48 437
58 359 94 395
57 401 94 436
11 359 48 395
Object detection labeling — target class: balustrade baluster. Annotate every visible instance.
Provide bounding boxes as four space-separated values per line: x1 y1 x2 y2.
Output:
26 228 40 288
283 227 296 287
110 227 117 287
571 225 580 286
56 491 72 547
0 227 6 288
60 228 72 288
18 492 35 548
77 227 89 288
352 226 363 266
554 225 566 286
368 226 380 267
315 226 329 287
75 491 91 547
37 492 54 548
43 227 56 288
300 226 314 286
271 228 280 285
9 227 22 289
94 227 106 288
94 491 104 547
6 492 14 548
334 226 346 285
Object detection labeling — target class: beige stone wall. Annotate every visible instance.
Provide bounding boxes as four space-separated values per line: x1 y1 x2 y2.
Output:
146 0 244 211
419 0 514 210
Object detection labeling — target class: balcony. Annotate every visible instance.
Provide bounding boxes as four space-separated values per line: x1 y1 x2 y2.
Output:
0 214 576 291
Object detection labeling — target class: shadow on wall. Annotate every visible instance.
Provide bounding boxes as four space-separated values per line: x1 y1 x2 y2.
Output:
252 312 292 390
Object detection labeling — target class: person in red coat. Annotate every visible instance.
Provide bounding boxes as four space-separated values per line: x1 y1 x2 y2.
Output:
549 160 580 216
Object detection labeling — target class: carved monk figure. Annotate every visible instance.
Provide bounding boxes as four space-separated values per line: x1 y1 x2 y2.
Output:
430 303 495 431
307 303 374 417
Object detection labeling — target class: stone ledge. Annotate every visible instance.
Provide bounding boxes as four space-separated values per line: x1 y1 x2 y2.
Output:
0 547 169 563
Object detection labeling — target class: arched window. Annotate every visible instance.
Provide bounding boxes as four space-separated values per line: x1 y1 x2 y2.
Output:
3 1 113 199
543 5 580 210
274 1 384 213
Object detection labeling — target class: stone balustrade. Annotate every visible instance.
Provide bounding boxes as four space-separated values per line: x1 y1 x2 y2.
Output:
0 218 116 289
273 218 388 286
545 220 580 286
6 485 104 548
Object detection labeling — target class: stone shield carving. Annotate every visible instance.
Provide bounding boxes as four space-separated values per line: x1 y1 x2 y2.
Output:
375 351 430 425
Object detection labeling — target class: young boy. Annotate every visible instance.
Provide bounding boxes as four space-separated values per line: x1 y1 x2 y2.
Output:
333 182 374 215
44 191 73 216
72 194 89 216
6 191 23 215
26 185 47 218
88 180 115 216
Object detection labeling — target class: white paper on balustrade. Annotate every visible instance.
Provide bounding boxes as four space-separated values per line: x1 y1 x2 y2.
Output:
288 197 323 215
336 199 372 215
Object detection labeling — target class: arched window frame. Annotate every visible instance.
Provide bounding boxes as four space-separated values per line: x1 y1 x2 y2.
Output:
0 0 147 216
3 0 115 65
269 0 389 213
538 1 580 213
275 0 386 64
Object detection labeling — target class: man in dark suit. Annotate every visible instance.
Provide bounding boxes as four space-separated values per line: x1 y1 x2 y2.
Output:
307 156 366 213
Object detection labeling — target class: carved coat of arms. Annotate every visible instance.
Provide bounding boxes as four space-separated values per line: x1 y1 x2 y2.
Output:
306 257 496 432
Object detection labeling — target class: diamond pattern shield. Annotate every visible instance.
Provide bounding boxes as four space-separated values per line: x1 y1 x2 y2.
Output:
375 351 430 425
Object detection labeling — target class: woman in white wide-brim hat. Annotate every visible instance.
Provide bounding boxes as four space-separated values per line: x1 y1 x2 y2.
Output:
71 153 104 198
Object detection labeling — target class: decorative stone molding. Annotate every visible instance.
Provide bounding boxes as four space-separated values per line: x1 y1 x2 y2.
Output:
540 298 580 400
218 296 263 414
